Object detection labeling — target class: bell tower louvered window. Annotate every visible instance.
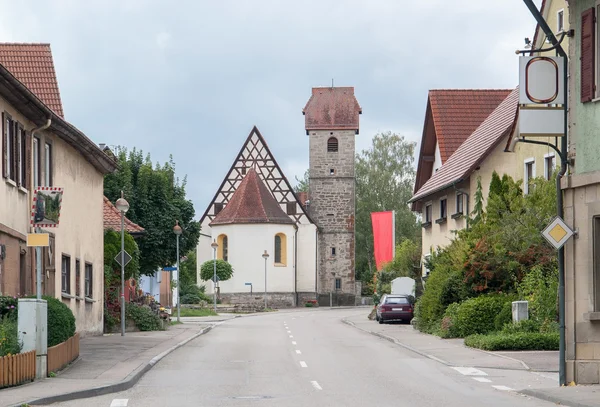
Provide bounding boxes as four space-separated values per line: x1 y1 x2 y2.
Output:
327 137 338 152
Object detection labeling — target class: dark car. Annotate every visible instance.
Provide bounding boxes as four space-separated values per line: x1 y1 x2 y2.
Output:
376 294 413 324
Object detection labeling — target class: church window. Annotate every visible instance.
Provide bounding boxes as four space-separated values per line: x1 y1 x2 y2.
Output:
217 234 228 261
331 247 336 256
327 137 339 152
274 233 287 266
329 168 335 175
335 278 342 290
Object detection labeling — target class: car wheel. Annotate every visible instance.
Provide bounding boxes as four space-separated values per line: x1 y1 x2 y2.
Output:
379 318 384 324
375 315 380 321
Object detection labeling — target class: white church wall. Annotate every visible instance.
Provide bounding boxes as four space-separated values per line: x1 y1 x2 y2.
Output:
296 223 317 293
197 221 214 289
206 223 296 294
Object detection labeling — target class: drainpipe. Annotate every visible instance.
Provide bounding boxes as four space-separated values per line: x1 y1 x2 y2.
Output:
31 119 51 300
294 225 298 307
520 0 568 386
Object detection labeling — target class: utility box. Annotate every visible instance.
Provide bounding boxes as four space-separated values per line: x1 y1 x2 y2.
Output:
512 300 529 322
18 298 47 378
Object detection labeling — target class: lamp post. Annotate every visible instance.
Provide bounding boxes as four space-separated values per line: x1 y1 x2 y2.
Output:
173 221 182 323
211 240 218 313
262 250 269 309
115 191 129 337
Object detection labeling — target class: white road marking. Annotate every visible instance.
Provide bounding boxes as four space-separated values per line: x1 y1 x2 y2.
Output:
492 385 514 391
296 350 302 354
311 381 322 390
472 377 492 383
287 330 292 334
451 367 487 376
289 335 294 338
300 361 308 367
292 341 297 345
110 400 129 407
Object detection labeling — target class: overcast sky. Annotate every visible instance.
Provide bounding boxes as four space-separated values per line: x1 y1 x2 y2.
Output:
0 0 541 217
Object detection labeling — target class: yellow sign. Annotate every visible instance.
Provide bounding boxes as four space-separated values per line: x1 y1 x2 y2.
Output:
27 233 49 247
548 224 568 243
542 217 573 250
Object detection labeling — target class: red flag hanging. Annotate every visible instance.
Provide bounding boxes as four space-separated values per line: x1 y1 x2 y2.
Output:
371 211 395 271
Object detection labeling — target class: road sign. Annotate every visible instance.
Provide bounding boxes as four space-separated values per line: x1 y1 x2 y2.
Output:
244 283 252 286
542 216 574 250
211 275 220 283
163 266 177 271
27 233 49 247
115 250 132 267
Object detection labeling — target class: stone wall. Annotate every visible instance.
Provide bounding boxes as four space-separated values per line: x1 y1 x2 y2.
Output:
219 292 296 309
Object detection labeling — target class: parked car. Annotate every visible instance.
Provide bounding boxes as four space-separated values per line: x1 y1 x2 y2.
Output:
376 294 413 324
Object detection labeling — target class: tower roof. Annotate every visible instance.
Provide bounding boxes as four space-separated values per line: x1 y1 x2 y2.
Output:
302 86 362 134
209 168 295 226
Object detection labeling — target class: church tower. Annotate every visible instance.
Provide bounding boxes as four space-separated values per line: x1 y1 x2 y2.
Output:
303 87 362 305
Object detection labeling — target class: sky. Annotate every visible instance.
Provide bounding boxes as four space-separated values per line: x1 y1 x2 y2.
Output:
0 0 541 218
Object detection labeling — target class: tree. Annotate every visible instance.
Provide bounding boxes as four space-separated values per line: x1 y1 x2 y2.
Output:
355 132 420 287
200 260 234 282
104 147 201 275
294 169 309 193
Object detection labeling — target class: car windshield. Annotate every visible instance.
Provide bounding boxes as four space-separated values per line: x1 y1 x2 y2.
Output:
385 297 409 304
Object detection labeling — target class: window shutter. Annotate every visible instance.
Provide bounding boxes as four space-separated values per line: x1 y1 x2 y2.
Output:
12 122 17 182
581 7 595 103
1 112 6 179
25 130 31 189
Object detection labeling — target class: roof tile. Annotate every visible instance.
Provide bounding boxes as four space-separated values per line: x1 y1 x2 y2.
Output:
0 43 64 117
303 87 362 133
103 196 145 234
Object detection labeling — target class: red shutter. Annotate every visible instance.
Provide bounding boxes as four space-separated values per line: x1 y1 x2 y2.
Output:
1 112 5 179
581 7 596 103
25 130 31 189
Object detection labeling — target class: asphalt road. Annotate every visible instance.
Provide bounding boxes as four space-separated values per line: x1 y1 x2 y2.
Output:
47 309 558 407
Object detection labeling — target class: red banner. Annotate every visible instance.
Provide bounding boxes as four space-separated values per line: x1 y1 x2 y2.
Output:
371 211 395 271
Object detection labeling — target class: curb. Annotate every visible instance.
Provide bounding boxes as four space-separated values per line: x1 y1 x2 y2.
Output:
518 388 597 407
16 325 217 407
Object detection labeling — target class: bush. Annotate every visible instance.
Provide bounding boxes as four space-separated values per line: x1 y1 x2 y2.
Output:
0 296 18 319
0 316 22 356
200 260 233 282
454 294 516 337
518 265 558 324
438 302 461 338
44 296 76 347
494 302 513 332
180 283 211 304
501 319 540 334
125 303 164 331
465 332 559 351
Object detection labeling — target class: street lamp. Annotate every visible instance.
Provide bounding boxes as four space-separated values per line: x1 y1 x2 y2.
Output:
115 191 129 337
211 240 218 313
262 250 269 309
173 220 182 323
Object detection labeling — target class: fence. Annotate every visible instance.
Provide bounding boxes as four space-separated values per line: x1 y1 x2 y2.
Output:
47 333 80 375
0 350 36 389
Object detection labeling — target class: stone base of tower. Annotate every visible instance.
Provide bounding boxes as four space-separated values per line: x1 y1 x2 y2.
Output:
317 292 357 307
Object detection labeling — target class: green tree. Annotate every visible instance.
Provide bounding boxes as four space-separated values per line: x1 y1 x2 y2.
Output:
104 229 141 282
471 176 484 225
382 239 424 296
294 169 309 193
104 147 201 275
355 132 420 287
200 259 234 282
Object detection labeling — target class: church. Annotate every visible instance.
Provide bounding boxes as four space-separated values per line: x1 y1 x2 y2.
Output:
196 86 362 307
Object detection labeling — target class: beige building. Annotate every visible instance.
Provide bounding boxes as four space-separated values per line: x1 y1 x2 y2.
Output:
410 88 560 274
0 43 116 335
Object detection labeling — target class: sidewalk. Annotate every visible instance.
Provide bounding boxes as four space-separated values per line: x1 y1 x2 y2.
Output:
0 316 233 407
344 313 600 407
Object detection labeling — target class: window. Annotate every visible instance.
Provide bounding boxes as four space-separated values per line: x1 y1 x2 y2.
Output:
524 158 535 194
327 137 339 152
557 9 564 33
33 137 40 187
329 168 335 175
217 234 228 261
581 7 596 101
44 143 52 186
85 263 93 298
385 296 409 304
425 204 432 223
241 166 246 175
286 202 297 215
214 202 223 215
440 198 447 219
331 247 336 256
2 113 16 182
544 154 556 180
335 278 342 290
456 193 464 214
61 255 71 294
75 259 81 297
594 217 600 311
274 233 287 265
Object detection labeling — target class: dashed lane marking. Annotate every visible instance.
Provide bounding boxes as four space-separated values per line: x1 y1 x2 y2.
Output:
289 335 294 338
292 341 297 345
300 361 308 368
472 377 492 383
110 400 129 407
287 330 292 334
296 350 302 354
492 385 514 391
311 381 322 390
451 367 487 376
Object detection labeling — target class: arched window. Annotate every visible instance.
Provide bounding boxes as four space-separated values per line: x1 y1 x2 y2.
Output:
327 137 338 152
274 233 287 266
217 234 228 261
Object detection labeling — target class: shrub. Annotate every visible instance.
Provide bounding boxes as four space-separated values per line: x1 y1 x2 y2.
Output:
438 302 461 338
44 296 76 347
0 316 21 356
180 283 211 304
501 319 540 334
465 332 559 351
494 301 513 332
125 303 163 331
454 294 516 337
0 296 18 319
518 265 558 324
200 260 234 282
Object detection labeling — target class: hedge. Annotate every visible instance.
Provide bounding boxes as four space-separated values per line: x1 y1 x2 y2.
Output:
454 293 516 337
45 296 76 347
464 332 559 351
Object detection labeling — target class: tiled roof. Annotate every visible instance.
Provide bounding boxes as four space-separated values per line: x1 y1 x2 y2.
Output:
0 43 64 117
430 89 512 162
409 88 518 203
103 196 145 234
302 87 362 133
210 168 294 226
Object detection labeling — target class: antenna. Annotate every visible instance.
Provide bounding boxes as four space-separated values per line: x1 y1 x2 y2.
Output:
331 78 334 88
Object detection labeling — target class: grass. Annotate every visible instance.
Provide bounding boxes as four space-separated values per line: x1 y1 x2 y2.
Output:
179 308 218 317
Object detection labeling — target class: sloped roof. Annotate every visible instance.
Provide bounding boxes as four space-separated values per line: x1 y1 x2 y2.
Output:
103 196 145 234
409 88 518 204
0 43 64 117
210 168 295 226
302 87 362 134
